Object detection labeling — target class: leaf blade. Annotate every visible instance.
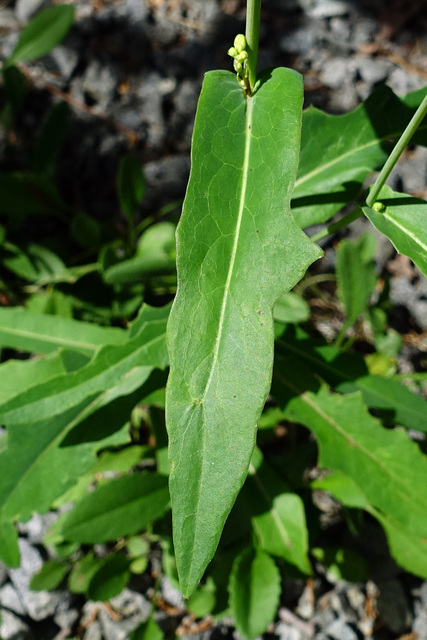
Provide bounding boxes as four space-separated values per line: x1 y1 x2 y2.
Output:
166 69 321 596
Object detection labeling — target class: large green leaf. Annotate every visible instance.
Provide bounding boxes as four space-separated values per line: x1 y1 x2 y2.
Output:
0 305 169 523
5 5 75 67
166 68 321 596
0 307 127 355
59 473 170 543
293 86 427 227
283 388 427 567
229 548 280 639
363 185 427 277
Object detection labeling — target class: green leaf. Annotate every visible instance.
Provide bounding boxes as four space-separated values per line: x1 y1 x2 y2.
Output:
283 388 427 573
87 554 131 602
337 375 427 433
117 155 146 223
2 66 28 114
363 185 427 277
68 552 103 594
59 473 170 543
229 548 280 639
273 292 310 325
104 222 176 285
0 350 73 405
187 577 217 617
30 560 68 591
336 235 376 328
0 519 20 568
71 213 102 250
276 329 427 431
313 471 427 577
0 171 65 219
293 85 427 227
32 102 70 177
311 547 368 583
0 307 128 355
5 5 75 67
166 68 321 596
0 305 169 523
243 448 311 574
129 617 164 640
3 243 66 282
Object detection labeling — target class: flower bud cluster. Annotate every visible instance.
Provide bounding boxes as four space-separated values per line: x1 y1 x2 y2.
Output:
228 34 249 89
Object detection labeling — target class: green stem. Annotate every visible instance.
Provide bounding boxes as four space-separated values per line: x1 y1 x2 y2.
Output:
366 94 427 207
245 0 261 93
310 206 364 243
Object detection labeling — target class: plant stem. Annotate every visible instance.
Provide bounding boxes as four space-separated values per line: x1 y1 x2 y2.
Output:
245 0 261 93
366 94 427 207
310 206 364 243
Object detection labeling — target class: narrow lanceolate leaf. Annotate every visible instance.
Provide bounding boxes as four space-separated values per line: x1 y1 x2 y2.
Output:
60 473 170 543
0 307 127 355
283 388 427 563
166 68 321 596
293 85 427 228
229 548 281 639
363 185 427 277
336 238 376 328
5 5 75 68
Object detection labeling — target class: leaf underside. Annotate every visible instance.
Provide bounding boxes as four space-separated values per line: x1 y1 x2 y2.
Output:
166 68 321 596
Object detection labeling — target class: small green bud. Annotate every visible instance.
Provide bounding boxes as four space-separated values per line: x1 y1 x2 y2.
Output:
238 77 247 88
228 46 237 58
233 60 243 73
236 50 248 62
234 34 246 53
372 201 386 213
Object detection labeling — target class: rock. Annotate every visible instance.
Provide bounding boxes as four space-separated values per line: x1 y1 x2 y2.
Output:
0 583 26 615
45 45 79 80
275 623 308 640
143 154 190 213
18 513 58 545
9 539 63 621
0 609 31 640
376 580 412 635
280 21 321 56
308 0 349 19
161 575 185 609
15 0 46 22
356 56 391 85
0 562 8 586
320 57 357 90
387 67 426 96
0 8 19 29
99 588 151 640
324 619 360 640
83 620 103 640
82 60 118 112
53 591 79 632
351 17 378 48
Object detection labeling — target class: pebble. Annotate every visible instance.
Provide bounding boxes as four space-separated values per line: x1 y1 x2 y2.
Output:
0 609 31 640
0 583 26 615
9 539 63 621
376 580 412 635
15 0 46 22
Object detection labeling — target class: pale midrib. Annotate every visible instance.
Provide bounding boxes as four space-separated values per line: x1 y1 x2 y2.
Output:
383 212 427 252
0 326 109 352
184 96 254 592
200 96 254 402
294 123 427 189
